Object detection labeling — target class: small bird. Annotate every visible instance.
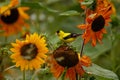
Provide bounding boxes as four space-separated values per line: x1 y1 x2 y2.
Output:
56 30 82 43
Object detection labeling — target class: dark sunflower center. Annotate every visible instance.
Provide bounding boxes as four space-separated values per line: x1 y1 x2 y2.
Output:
53 45 79 68
20 43 38 60
91 15 105 32
1 8 19 24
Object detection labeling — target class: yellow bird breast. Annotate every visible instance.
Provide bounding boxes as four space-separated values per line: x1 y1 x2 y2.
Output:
63 38 75 43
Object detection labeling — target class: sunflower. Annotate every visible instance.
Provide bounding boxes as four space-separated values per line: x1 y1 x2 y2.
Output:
10 33 48 71
0 0 29 36
79 0 110 10
79 0 113 16
78 1 113 46
49 45 91 80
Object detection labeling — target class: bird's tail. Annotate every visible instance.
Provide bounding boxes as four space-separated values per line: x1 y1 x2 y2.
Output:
72 33 82 37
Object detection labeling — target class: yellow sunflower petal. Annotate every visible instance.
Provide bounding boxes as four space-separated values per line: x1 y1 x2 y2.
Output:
36 56 45 64
28 62 34 70
18 7 29 20
10 33 48 71
0 6 10 15
9 0 19 7
30 59 40 69
37 53 47 59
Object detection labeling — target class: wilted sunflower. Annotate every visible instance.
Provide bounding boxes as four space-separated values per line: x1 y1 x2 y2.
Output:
49 45 91 80
0 0 29 36
79 0 110 10
10 33 48 71
78 3 113 46
79 0 114 16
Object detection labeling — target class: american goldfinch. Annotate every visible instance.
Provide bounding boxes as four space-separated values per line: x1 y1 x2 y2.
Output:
56 30 81 43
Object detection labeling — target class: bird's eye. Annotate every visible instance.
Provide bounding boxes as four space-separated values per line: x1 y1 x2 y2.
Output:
56 30 60 33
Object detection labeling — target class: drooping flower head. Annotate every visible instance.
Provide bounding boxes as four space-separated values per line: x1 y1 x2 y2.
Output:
79 0 110 10
0 0 29 36
49 45 91 80
78 0 113 46
10 33 48 71
79 0 113 16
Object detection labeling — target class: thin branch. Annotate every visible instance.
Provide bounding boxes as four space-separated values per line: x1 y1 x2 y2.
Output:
23 70 26 80
3 65 16 72
80 39 85 57
80 8 87 57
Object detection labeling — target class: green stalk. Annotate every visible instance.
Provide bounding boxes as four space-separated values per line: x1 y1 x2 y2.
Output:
23 70 26 80
80 8 87 57
80 39 85 57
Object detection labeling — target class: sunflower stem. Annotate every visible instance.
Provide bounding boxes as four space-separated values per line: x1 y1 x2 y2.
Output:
80 39 85 57
5 36 8 44
23 70 26 80
3 65 16 72
80 7 87 57
76 73 78 80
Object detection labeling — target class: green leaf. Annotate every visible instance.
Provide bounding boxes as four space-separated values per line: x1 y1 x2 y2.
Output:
21 2 59 13
0 30 4 33
60 10 80 16
72 36 112 59
84 63 119 80
0 0 9 7
81 0 93 6
38 2 59 13
37 68 56 80
21 2 42 9
84 37 112 59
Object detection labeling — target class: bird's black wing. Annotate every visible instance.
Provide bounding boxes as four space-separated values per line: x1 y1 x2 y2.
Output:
63 33 81 40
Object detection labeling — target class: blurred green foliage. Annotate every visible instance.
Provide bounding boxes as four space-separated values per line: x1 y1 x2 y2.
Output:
0 0 120 80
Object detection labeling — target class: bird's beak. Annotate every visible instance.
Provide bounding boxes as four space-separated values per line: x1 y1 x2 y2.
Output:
56 30 59 35
55 32 58 35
